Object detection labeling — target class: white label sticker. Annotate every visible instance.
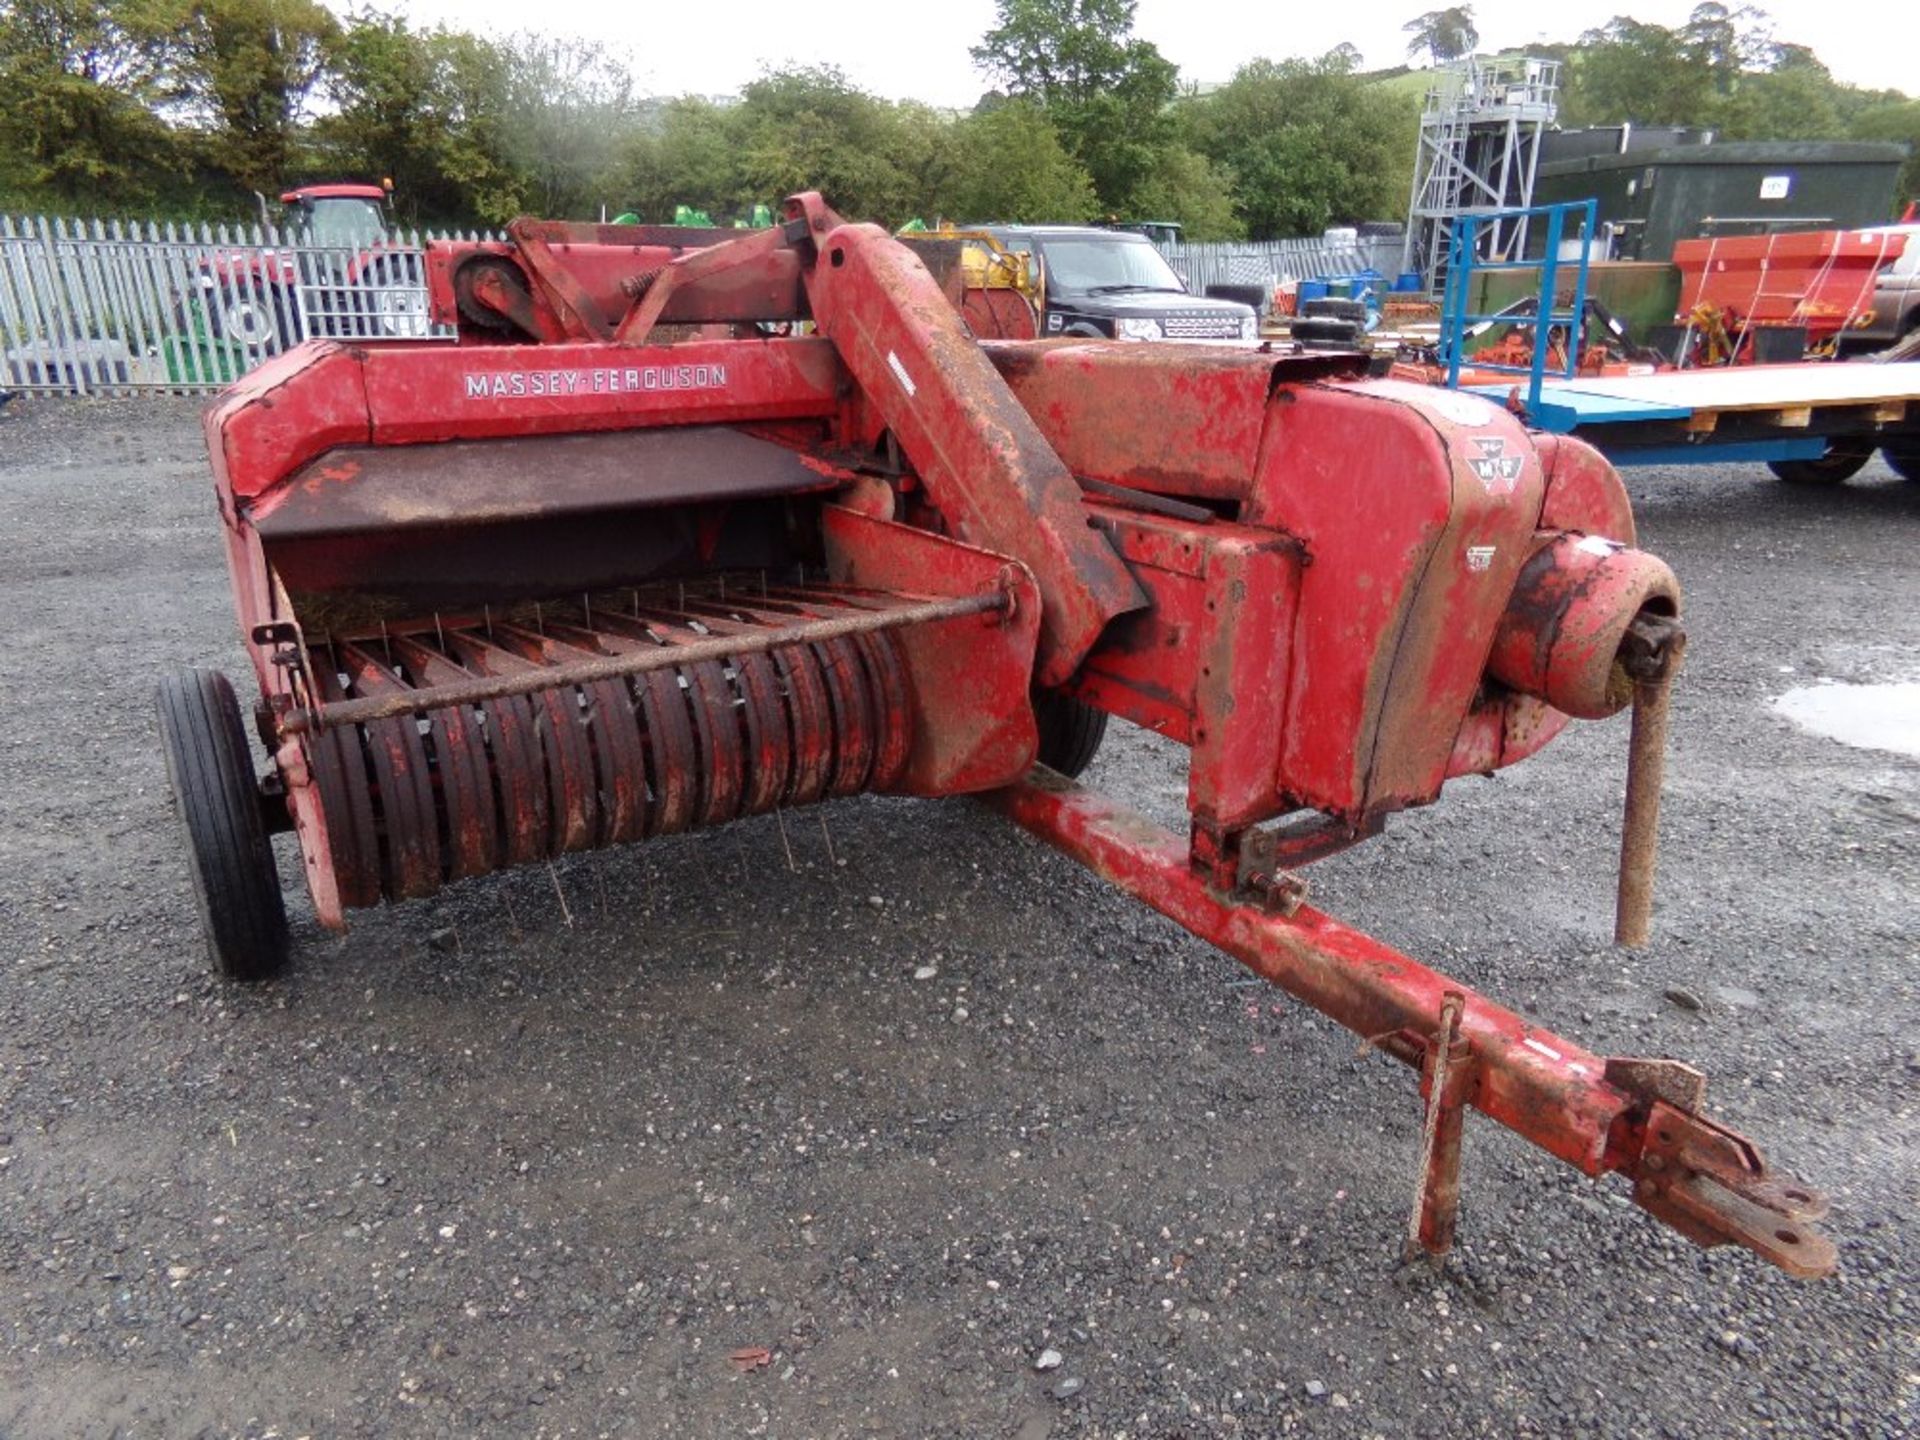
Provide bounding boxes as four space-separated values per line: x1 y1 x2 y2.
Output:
1466 545 1497 572
1420 390 1496 426
1759 174 1791 200
461 364 727 400
886 350 917 397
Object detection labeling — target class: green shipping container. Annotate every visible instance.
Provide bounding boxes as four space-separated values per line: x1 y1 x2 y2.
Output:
1532 141 1907 263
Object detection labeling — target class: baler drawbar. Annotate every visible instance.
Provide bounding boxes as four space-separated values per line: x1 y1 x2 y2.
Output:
158 192 1832 1277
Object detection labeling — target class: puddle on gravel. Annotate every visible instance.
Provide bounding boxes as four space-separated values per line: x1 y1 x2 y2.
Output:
1772 682 1920 759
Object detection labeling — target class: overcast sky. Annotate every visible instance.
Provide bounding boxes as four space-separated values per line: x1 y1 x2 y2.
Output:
370 0 1904 105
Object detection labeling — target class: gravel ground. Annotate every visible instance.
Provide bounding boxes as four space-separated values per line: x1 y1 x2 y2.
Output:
0 396 1914 1439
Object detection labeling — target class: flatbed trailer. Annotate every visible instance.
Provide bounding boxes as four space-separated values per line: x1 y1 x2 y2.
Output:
1467 360 1920 475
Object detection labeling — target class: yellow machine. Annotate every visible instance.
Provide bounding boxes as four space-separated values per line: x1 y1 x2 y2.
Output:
896 223 1043 339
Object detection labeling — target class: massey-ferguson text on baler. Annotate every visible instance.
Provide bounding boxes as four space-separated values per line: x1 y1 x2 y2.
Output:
157 194 1832 1278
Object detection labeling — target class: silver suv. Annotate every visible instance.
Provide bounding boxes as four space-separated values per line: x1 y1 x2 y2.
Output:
1847 224 1920 350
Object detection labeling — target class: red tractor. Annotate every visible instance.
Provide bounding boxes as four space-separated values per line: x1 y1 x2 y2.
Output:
193 182 428 357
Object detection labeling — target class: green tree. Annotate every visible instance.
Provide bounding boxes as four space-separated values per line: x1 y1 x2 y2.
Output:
1678 2 1775 93
726 67 953 226
1401 7 1478 66
1187 54 1417 239
611 96 745 225
497 32 637 218
944 99 1095 222
1851 98 1920 210
413 26 524 224
1712 45 1845 140
970 0 1178 212
315 11 441 209
1123 146 1240 239
0 0 182 207
1561 18 1709 128
131 0 338 193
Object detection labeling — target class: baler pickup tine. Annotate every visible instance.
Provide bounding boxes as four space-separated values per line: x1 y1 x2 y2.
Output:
279 587 1010 735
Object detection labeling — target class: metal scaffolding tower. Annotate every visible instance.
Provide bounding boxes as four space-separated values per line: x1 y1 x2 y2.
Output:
1404 56 1560 291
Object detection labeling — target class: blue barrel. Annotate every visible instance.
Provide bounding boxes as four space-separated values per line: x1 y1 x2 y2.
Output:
1298 278 1330 304
1392 271 1422 292
1327 277 1353 299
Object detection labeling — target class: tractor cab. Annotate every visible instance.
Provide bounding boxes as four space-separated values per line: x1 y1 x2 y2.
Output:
276 183 393 247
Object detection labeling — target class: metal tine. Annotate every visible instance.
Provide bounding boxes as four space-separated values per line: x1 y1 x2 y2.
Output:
758 585 897 615
672 594 827 629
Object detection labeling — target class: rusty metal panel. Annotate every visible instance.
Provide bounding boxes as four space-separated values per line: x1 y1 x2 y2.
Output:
1249 380 1545 819
802 220 1144 686
985 343 1363 501
210 337 847 506
1186 534 1303 831
254 426 841 539
819 505 1041 794
1535 431 1637 542
426 233 806 339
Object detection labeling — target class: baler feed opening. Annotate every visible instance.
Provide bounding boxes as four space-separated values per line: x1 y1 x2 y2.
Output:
287 580 952 909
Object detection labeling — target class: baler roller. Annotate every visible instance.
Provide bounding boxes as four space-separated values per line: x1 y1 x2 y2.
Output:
298 583 928 907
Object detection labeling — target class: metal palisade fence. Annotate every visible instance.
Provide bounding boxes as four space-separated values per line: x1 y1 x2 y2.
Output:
1162 235 1408 304
1 215 1415 398
0 213 490 397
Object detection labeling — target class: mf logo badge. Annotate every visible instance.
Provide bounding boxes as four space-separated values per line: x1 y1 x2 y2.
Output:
1467 435 1525 496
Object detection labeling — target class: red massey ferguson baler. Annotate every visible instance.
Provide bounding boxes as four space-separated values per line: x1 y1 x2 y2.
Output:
158 193 1832 1276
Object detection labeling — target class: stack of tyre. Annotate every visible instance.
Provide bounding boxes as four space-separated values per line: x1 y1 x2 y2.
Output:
1290 297 1369 351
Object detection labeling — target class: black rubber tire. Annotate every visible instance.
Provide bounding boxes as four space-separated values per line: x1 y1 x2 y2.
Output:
1767 439 1875 485
1301 297 1369 324
367 256 430 339
156 668 289 981
1033 691 1108 779
1291 317 1364 348
1881 438 1920 481
211 282 294 356
1204 283 1268 313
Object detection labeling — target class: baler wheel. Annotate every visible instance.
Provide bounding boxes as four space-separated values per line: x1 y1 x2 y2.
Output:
155 669 290 981
1767 438 1874 484
1034 691 1108 779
